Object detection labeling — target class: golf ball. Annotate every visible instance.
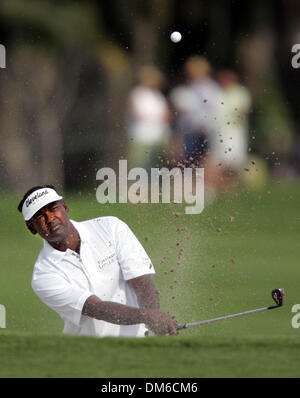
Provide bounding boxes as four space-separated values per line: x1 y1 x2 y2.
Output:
170 31 182 43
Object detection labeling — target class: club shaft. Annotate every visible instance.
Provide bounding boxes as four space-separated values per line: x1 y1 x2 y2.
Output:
177 304 279 330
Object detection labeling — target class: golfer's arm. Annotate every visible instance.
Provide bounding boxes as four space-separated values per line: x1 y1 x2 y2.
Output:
82 295 149 325
81 275 159 325
129 274 160 310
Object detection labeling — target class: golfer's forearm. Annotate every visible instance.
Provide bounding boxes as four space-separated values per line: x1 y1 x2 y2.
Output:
136 288 159 310
129 275 160 310
83 296 149 325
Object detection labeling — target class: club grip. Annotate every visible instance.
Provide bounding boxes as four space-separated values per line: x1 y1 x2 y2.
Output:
176 324 187 331
145 324 187 336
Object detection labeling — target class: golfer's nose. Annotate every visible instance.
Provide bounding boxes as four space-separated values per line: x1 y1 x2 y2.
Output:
45 210 55 223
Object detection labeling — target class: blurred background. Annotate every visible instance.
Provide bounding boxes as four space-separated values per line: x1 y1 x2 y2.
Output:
0 0 300 194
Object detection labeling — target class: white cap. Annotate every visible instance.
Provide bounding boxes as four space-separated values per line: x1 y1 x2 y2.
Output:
22 187 63 221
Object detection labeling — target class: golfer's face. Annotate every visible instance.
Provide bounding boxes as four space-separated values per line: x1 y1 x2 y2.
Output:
29 201 71 242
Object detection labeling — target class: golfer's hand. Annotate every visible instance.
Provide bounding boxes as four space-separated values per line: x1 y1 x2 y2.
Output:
143 309 179 336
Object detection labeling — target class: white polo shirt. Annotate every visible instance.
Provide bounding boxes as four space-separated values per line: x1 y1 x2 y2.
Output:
31 216 155 337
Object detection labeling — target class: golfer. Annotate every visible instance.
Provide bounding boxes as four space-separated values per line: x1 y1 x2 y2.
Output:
18 185 178 337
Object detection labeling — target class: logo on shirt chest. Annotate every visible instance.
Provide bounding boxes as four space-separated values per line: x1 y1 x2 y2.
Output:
97 253 117 270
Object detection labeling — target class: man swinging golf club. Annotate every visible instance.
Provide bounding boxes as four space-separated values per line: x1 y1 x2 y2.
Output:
18 185 178 337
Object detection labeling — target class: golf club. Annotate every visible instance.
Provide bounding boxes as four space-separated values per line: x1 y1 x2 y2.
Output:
145 288 285 336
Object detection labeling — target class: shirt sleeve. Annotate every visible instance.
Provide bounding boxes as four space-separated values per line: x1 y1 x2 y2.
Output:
110 217 155 281
31 273 93 327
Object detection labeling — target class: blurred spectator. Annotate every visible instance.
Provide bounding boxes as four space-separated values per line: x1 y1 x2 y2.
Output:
205 69 252 191
126 65 172 171
169 55 223 168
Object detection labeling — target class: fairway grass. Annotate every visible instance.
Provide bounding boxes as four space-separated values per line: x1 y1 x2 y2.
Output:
0 331 300 378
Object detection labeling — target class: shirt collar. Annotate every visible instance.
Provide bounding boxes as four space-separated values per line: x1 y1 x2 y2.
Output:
42 219 91 261
70 219 91 243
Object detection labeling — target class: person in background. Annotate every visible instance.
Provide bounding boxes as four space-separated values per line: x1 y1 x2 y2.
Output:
205 69 252 192
169 55 223 169
126 65 172 172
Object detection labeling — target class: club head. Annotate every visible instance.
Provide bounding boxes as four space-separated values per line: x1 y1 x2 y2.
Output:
271 288 286 306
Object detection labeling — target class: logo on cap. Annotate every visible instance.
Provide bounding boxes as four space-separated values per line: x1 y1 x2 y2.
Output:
25 189 49 208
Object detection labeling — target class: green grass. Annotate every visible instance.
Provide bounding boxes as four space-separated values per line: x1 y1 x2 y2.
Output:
1 331 300 378
0 180 300 377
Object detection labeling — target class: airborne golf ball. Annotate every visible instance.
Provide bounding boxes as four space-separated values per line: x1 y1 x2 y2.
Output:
170 31 182 43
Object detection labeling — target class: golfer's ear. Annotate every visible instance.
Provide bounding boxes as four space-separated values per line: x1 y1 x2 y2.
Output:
26 221 37 235
62 201 70 213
